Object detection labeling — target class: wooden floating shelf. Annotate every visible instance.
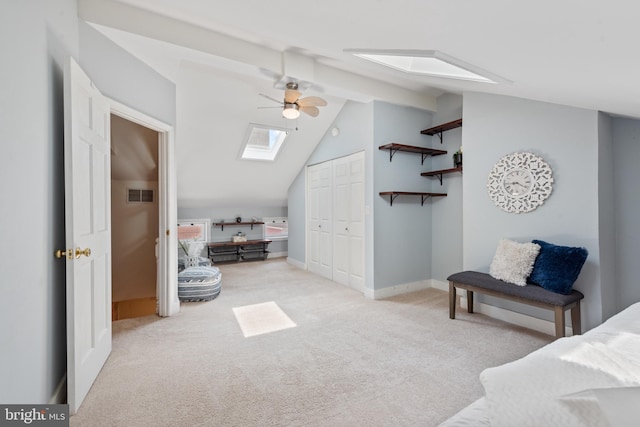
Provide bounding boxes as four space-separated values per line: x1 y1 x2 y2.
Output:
421 166 463 185
421 118 463 143
421 118 463 135
378 143 447 164
213 221 264 231
379 191 447 206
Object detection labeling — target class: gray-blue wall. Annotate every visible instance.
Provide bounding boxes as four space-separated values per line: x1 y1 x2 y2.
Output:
373 102 435 289
462 92 604 330
0 0 78 404
0 3 177 404
430 94 463 282
597 113 616 320
287 100 374 272
612 117 640 311
288 100 436 293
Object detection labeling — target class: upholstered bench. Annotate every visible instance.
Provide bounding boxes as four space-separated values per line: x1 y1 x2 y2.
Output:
447 271 584 338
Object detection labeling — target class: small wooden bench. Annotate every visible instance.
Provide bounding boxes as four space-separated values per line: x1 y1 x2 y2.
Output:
447 271 584 338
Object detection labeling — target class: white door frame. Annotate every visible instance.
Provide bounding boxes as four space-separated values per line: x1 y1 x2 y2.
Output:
108 98 179 317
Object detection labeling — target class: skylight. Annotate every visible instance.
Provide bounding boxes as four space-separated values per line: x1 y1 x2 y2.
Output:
241 124 288 161
345 49 506 84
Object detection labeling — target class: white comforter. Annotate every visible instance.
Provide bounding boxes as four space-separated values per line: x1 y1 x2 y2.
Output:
479 302 640 427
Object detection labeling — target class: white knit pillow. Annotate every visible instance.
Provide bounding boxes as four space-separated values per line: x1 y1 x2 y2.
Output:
489 239 541 286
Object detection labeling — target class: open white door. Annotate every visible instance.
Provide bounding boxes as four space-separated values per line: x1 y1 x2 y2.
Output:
63 58 112 414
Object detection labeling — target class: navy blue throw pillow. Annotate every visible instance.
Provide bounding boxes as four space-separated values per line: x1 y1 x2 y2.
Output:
529 240 588 295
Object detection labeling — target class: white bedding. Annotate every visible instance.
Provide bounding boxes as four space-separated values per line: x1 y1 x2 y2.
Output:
438 398 489 427
441 302 640 427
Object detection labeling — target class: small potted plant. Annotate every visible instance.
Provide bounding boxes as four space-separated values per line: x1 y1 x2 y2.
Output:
179 240 205 268
452 148 463 168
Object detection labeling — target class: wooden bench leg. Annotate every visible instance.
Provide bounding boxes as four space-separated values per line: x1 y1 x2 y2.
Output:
554 306 565 338
449 282 456 319
467 290 474 314
571 300 582 335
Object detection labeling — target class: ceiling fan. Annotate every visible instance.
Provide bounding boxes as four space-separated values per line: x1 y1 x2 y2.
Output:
259 82 327 119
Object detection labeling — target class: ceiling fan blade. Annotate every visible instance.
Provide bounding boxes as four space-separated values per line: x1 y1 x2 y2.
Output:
300 106 320 117
259 93 283 105
297 96 327 107
284 88 301 103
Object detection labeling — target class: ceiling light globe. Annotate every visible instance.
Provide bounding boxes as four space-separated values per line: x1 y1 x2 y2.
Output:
282 104 300 120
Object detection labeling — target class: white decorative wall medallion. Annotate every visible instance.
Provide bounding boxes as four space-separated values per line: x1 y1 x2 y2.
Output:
487 152 554 213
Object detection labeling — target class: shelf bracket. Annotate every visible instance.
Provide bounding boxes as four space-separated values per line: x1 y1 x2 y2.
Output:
434 173 443 186
390 149 430 165
435 131 444 144
421 194 431 206
388 148 398 162
389 193 400 206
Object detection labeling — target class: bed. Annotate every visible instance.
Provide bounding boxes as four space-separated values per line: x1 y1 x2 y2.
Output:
440 302 640 426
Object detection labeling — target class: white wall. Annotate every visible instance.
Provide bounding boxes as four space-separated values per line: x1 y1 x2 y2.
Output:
0 0 78 404
463 92 603 330
78 21 176 126
178 206 289 257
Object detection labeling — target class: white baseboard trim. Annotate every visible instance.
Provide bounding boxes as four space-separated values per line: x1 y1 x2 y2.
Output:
268 251 288 259
430 279 449 292
49 374 66 404
286 257 306 270
365 280 431 300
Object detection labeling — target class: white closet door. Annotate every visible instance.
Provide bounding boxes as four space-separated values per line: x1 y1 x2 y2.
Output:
332 152 365 291
307 162 332 279
332 157 350 286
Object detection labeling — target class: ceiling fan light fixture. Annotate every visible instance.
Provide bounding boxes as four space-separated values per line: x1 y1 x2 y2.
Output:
282 103 300 119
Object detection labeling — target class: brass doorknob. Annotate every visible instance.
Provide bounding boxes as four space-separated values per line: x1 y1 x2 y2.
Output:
55 249 73 259
75 247 91 258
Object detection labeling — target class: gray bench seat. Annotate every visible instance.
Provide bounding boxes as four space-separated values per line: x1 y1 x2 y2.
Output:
447 271 584 338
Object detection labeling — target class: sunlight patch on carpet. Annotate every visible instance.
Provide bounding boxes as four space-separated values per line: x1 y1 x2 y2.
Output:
232 301 297 338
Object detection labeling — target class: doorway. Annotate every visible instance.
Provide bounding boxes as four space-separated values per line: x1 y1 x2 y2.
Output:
110 114 159 320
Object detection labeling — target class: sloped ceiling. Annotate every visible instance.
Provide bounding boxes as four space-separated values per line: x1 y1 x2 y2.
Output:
111 114 158 182
80 0 640 207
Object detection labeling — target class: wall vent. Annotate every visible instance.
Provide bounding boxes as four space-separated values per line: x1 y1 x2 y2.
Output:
128 188 154 203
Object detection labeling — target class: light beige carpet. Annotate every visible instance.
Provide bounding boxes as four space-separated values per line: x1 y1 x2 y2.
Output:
233 301 297 338
70 259 552 426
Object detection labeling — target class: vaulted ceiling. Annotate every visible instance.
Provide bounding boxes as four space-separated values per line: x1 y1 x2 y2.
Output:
80 0 640 208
